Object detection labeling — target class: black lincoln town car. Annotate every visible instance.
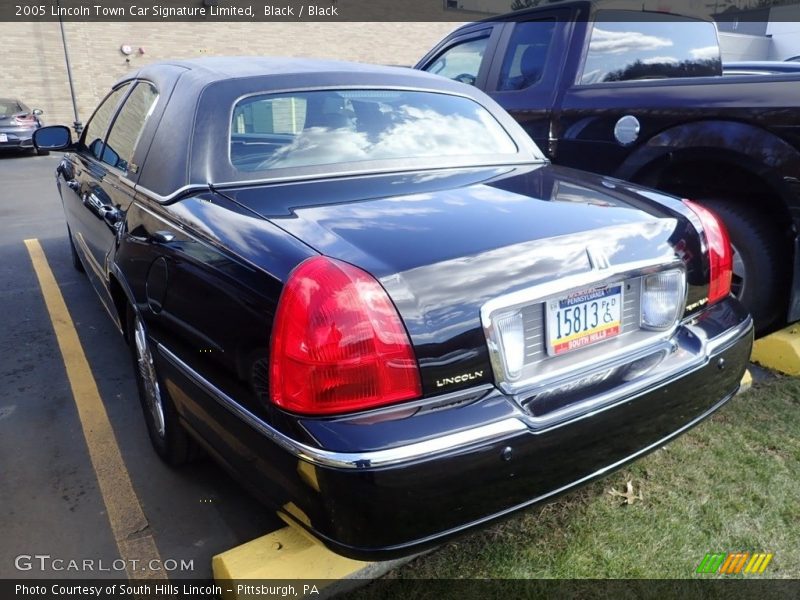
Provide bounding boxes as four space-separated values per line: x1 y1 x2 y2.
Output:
34 57 753 559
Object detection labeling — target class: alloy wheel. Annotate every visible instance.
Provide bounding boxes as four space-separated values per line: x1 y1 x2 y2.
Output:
133 315 166 438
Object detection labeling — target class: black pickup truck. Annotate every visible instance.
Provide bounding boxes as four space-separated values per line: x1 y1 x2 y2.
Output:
418 1 800 335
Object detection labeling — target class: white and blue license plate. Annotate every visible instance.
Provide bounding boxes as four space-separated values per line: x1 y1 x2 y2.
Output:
546 285 623 356
0 134 7 143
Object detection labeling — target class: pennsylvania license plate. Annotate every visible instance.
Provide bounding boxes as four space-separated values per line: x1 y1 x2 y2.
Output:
0 134 7 143
546 285 623 356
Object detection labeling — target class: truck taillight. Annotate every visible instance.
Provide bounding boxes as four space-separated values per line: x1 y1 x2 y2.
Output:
682 200 733 305
270 256 421 415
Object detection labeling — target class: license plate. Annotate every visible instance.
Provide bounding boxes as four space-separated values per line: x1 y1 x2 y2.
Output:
546 285 623 356
0 134 7 142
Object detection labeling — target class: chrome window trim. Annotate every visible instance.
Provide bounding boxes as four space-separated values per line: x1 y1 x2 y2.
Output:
227 86 525 170
134 162 546 204
134 182 208 203
103 81 160 177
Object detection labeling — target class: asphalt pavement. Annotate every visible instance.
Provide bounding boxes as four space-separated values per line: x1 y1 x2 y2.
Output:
0 151 282 581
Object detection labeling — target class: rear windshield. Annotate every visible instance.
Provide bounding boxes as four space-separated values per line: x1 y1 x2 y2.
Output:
230 89 518 171
580 12 721 84
0 99 23 116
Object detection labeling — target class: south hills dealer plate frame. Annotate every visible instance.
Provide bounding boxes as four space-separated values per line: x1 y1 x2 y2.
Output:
545 284 624 357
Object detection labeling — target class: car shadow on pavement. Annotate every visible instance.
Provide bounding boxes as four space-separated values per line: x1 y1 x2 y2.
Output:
0 149 42 160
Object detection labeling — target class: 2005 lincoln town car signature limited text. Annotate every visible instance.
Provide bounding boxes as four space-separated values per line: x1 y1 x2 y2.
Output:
33 57 753 559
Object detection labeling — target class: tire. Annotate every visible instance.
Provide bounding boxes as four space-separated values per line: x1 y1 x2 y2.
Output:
67 228 85 273
127 305 197 465
36 148 50 156
699 198 788 336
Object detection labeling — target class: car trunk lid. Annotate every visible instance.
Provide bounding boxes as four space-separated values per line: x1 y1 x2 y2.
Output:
219 165 703 396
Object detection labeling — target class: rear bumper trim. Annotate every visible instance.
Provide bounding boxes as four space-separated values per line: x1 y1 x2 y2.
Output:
519 313 753 429
157 343 525 469
297 385 741 559
157 312 751 472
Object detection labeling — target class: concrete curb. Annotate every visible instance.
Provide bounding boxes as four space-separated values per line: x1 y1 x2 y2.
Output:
212 526 415 599
751 325 800 376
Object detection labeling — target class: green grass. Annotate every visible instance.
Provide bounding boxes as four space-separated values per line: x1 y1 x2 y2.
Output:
386 374 800 580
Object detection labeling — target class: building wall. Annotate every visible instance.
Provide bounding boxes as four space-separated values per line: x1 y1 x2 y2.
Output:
765 7 800 60
718 31 771 61
716 4 800 62
0 20 462 127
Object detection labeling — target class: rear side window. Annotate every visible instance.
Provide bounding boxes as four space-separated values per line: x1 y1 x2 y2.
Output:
422 36 490 86
103 82 159 172
497 20 556 91
230 89 518 171
579 12 721 84
0 99 24 115
82 84 129 160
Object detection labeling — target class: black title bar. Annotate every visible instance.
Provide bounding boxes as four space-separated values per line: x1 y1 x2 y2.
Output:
1 0 799 22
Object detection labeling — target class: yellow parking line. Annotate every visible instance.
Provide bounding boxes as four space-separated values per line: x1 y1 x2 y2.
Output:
24 238 166 580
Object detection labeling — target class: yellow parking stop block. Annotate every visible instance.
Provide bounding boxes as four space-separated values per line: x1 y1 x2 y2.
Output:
212 526 371 600
752 325 800 376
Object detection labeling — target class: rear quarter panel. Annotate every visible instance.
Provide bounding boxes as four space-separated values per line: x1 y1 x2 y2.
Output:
117 193 317 448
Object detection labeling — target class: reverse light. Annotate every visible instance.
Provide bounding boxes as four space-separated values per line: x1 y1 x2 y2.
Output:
640 270 685 330
269 256 421 415
495 310 525 380
682 200 733 305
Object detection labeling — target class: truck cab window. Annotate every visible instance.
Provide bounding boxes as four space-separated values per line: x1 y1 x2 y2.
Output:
497 20 556 91
423 35 489 86
580 12 722 85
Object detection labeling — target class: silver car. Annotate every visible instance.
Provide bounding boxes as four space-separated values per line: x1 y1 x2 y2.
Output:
0 98 47 155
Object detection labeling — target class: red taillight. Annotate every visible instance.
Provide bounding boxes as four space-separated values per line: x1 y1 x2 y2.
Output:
13 114 36 126
270 256 421 415
682 200 733 305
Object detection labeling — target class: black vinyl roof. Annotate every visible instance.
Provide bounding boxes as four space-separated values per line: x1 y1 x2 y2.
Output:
112 57 541 199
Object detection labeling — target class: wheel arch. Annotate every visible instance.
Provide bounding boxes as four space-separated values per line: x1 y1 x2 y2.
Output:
616 119 800 214
108 266 136 345
616 123 800 325
626 149 794 230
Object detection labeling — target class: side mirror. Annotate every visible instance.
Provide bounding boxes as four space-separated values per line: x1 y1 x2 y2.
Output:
100 143 121 168
33 125 73 151
32 108 43 116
